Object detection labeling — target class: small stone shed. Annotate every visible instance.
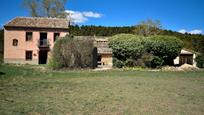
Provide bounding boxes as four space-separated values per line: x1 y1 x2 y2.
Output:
174 49 197 67
94 38 113 67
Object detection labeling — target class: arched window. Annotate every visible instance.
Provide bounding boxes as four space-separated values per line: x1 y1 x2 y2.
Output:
13 39 18 46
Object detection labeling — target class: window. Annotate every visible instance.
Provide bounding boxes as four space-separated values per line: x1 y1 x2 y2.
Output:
25 51 32 60
13 39 18 46
26 32 33 41
54 33 60 42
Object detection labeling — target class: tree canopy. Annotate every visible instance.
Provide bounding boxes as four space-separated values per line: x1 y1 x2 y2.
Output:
22 0 67 18
134 19 162 36
108 34 183 68
49 35 96 69
108 34 145 61
145 35 184 65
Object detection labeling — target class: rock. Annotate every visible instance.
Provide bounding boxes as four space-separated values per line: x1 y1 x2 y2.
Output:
178 64 199 71
162 66 178 71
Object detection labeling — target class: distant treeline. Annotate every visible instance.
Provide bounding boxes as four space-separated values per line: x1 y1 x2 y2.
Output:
69 25 204 53
69 25 135 36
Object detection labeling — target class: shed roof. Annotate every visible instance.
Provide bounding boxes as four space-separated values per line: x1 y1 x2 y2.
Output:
180 49 193 55
4 17 68 29
97 48 112 54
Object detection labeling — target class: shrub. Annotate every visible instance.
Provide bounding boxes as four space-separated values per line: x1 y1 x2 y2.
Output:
195 54 204 68
109 34 183 68
113 58 124 68
145 35 184 65
49 35 95 69
125 59 136 67
135 59 146 68
108 34 145 61
151 56 164 68
47 57 60 69
140 53 154 67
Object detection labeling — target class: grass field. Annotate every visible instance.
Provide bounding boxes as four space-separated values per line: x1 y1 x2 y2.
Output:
0 64 204 115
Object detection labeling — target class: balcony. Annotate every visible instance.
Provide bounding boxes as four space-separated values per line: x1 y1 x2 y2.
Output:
38 39 50 48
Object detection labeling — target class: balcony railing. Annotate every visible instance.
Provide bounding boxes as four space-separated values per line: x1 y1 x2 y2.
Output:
38 39 50 47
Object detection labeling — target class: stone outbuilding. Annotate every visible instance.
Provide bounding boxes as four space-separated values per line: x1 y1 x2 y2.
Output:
174 49 197 67
94 38 113 67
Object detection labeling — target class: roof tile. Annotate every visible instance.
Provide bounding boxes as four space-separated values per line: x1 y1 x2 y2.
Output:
4 17 68 29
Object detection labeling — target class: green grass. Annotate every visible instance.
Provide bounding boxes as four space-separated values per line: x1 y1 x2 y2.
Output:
0 64 204 115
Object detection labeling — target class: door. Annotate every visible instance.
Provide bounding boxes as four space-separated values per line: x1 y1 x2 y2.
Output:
39 50 48 64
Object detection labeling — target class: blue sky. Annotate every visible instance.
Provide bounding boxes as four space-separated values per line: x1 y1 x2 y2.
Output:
0 0 204 34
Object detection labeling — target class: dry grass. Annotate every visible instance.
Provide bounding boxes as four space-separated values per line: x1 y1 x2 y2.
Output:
0 64 204 114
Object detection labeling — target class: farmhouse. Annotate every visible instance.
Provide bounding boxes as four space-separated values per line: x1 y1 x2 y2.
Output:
3 17 113 67
4 17 68 64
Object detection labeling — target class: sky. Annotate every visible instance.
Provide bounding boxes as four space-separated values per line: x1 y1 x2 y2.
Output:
0 0 204 34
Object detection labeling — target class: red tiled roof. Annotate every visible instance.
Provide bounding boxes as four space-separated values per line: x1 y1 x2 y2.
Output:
4 17 68 29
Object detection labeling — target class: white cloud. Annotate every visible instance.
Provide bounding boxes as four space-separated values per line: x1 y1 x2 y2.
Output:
189 30 203 34
178 29 187 34
65 10 102 24
83 11 102 18
178 29 203 34
65 10 87 23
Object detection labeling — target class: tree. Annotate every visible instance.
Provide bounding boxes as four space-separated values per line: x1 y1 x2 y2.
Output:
109 34 183 68
49 35 96 69
195 54 204 68
23 0 67 18
23 0 39 17
145 35 184 65
108 34 145 61
134 19 162 36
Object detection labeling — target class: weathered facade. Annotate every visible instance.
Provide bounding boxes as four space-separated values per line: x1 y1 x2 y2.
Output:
4 17 68 64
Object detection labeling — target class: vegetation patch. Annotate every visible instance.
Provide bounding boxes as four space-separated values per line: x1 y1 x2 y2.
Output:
195 54 204 68
109 34 183 68
49 35 96 69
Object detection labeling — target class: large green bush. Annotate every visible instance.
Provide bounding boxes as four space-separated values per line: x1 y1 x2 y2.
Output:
145 35 183 65
151 56 164 68
108 34 145 61
195 54 204 68
49 35 95 69
109 34 183 68
125 59 137 67
113 58 125 68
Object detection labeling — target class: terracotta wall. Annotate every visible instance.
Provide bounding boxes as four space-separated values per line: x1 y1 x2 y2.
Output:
4 28 67 64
